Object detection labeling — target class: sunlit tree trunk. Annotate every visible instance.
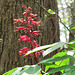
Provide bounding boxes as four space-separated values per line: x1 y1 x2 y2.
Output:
0 0 59 74
69 0 75 65
69 0 75 41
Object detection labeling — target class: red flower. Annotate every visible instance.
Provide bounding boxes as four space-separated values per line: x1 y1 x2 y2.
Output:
19 51 23 55
14 18 23 23
23 8 29 15
13 18 27 25
28 17 34 21
14 5 43 60
23 47 29 52
32 30 40 36
15 26 26 31
20 20 27 25
23 37 30 43
18 38 21 42
31 21 41 26
29 13 37 18
33 40 36 44
28 7 32 11
23 11 27 15
19 35 28 39
40 50 44 54
35 51 40 57
32 40 40 48
34 43 40 47
19 47 30 55
19 35 31 43
22 5 26 8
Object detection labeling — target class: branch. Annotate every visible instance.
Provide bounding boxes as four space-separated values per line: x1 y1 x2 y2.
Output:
65 0 73 10
35 0 74 36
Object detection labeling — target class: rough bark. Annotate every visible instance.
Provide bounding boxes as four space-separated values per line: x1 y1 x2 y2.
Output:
0 0 59 74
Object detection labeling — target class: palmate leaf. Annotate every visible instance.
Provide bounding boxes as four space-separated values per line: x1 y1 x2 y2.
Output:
25 42 65 57
43 42 65 57
45 65 75 75
38 55 71 65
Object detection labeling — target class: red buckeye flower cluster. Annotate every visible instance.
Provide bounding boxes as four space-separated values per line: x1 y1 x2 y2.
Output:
14 5 44 63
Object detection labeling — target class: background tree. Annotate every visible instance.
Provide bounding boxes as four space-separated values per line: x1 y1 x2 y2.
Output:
69 0 75 41
69 0 75 65
0 0 59 74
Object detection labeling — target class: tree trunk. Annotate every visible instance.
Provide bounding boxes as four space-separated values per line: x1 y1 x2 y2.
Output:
0 0 60 74
42 1 60 75
69 0 75 41
69 0 75 65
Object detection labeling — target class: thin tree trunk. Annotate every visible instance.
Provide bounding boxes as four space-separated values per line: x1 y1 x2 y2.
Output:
69 0 75 65
69 0 75 41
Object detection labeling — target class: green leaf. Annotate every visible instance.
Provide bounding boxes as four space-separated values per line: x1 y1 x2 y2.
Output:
53 52 69 68
45 64 59 72
39 74 42 75
3 67 18 75
45 64 59 73
55 58 69 73
45 15 47 19
61 68 75 75
11 67 23 75
46 65 75 74
48 9 55 14
68 40 75 44
39 62 53 65
0 39 2 42
45 66 50 72
53 52 66 57
18 65 41 75
43 42 65 57
71 58 75 61
11 66 28 75
69 27 75 31
38 55 71 64
25 42 59 56
71 69 75 75
69 0 72 1
68 40 75 49
61 18 68 24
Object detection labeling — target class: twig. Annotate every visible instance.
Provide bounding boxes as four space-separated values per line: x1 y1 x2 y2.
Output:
64 0 73 10
35 0 74 37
